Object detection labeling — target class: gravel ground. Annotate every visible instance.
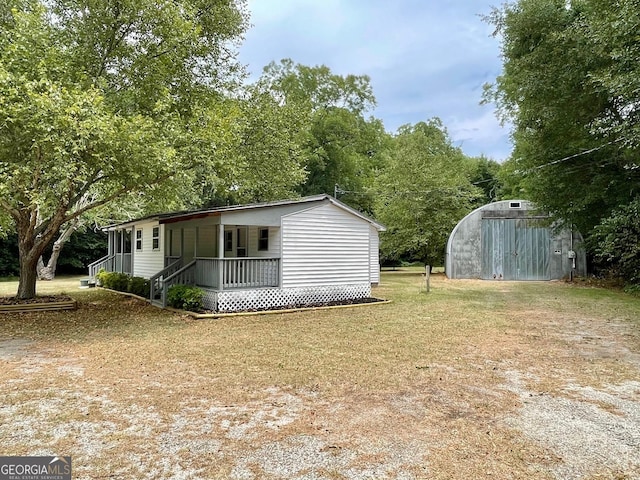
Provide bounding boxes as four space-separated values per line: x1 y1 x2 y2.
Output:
2 338 639 479
2 282 640 479
503 371 640 480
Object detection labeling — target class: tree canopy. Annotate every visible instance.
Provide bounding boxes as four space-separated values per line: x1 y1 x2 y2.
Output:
374 120 481 266
257 59 387 213
0 0 249 298
484 0 640 234
485 0 640 285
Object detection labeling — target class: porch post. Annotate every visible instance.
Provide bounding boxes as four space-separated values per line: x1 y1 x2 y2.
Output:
195 227 198 258
128 228 133 275
119 230 124 273
218 224 225 290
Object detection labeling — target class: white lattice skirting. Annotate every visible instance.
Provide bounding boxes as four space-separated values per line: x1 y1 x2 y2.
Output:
202 283 372 313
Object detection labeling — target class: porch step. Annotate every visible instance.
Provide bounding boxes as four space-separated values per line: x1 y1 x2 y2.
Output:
150 300 165 308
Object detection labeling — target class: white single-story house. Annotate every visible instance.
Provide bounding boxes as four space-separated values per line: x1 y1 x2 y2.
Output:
445 200 587 280
89 194 385 312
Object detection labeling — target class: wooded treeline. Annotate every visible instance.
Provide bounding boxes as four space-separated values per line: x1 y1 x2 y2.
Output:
1 0 638 296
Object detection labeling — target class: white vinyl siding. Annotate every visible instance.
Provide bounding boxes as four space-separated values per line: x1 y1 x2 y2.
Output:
132 221 164 279
248 226 280 258
281 204 370 288
369 225 380 284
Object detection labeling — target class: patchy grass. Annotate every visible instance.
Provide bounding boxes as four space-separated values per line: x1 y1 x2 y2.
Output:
1 270 640 479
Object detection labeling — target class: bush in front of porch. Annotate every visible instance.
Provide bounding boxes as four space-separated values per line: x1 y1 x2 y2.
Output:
167 285 204 313
97 270 150 298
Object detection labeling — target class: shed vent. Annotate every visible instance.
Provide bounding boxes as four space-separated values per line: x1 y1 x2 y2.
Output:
509 201 522 209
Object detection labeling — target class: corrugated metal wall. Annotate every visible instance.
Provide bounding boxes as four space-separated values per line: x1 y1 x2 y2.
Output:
481 219 550 280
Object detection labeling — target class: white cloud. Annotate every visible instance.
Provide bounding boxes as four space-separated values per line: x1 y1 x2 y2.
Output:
239 0 512 161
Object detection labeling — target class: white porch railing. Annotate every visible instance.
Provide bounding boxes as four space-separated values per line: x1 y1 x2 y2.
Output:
159 260 197 306
88 253 132 278
196 257 280 290
150 257 184 304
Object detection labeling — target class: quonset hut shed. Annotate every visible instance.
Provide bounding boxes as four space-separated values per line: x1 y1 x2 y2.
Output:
445 200 586 280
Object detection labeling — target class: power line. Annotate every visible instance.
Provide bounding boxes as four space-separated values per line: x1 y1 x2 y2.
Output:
514 138 625 175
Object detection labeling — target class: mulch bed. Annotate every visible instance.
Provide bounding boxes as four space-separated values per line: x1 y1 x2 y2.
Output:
0 295 74 305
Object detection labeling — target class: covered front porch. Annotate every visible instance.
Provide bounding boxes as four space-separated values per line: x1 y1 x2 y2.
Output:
87 212 284 308
150 255 280 307
88 229 132 278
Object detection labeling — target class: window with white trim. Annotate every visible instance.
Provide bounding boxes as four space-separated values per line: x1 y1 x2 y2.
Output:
258 228 269 251
224 231 233 252
152 227 160 250
135 229 143 251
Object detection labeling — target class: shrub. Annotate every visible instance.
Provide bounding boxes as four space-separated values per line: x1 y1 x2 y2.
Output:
591 197 640 288
101 272 130 291
167 285 204 312
97 271 148 295
128 276 151 298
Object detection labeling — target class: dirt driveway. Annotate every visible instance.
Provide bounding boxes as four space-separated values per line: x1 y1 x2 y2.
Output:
1 275 639 479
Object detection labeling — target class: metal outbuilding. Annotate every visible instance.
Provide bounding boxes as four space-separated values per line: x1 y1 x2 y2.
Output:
445 200 586 280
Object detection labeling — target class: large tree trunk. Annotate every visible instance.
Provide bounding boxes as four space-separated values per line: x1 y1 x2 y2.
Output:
37 223 78 281
17 261 38 299
36 246 60 281
16 224 40 299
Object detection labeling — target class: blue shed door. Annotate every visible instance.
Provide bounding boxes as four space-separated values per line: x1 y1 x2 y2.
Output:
481 219 550 280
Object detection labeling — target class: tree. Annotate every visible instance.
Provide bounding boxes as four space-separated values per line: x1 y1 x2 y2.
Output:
468 156 503 206
591 197 640 287
484 0 640 236
374 120 481 266
197 85 309 207
0 0 248 298
260 59 376 115
581 0 640 150
257 59 387 213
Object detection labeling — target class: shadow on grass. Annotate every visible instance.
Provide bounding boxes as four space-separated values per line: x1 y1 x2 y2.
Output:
0 288 184 343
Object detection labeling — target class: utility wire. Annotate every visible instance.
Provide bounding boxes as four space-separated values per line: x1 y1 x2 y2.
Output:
514 137 625 175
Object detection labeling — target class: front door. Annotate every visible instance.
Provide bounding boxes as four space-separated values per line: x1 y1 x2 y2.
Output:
481 218 550 280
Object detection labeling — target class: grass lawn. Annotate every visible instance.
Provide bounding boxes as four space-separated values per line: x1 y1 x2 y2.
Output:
1 270 639 479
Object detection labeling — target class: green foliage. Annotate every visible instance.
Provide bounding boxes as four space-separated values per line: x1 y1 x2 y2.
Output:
484 0 640 238
256 59 388 214
374 119 481 266
167 285 204 312
0 0 248 298
591 197 640 287
127 276 151 298
260 59 376 115
54 230 108 273
0 234 19 276
96 270 150 297
468 156 504 205
581 0 640 149
97 271 130 292
198 87 308 206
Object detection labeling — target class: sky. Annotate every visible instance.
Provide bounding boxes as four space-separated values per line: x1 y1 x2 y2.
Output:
237 0 513 162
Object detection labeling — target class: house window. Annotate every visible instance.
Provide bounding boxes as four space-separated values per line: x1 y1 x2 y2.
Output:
152 227 160 250
258 228 269 251
225 231 233 252
237 227 247 257
135 229 143 251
